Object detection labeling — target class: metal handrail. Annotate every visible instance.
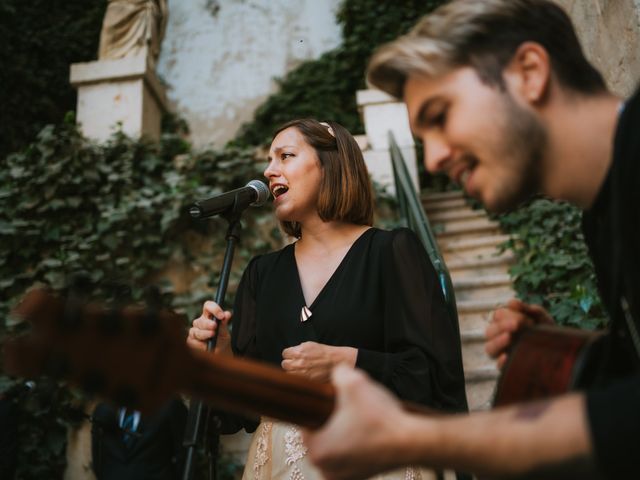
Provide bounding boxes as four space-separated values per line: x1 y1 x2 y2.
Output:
388 132 459 324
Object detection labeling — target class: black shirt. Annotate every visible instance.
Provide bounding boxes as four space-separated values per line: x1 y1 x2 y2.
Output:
583 86 640 478
231 227 468 412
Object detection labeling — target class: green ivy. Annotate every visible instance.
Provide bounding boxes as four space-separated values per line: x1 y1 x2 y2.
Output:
497 198 607 330
0 0 107 159
0 120 281 479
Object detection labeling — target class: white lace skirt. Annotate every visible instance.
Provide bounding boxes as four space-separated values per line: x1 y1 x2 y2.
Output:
242 420 441 480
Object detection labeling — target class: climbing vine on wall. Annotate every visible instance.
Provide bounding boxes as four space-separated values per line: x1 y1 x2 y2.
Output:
497 198 607 329
0 0 107 159
0 119 279 479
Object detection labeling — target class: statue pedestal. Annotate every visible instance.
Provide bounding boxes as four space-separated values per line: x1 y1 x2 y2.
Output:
70 54 168 142
356 89 419 195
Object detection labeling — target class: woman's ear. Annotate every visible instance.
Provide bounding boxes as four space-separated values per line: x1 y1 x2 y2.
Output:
503 41 551 106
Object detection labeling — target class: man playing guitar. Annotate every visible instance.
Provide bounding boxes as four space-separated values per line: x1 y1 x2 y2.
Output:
303 1 640 478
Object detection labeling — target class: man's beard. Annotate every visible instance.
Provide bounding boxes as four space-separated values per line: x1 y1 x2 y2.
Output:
488 93 547 213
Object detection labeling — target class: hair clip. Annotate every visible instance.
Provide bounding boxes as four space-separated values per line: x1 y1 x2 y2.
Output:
319 121 335 138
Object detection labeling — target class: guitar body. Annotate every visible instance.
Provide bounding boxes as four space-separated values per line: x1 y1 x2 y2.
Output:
493 325 605 407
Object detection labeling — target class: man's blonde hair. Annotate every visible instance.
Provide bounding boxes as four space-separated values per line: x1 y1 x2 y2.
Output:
367 0 605 99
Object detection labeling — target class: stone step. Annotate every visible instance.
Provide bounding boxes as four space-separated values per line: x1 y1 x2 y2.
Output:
457 297 510 313
453 273 512 289
434 217 501 239
457 309 494 332
428 207 486 223
422 190 465 202
439 234 511 252
465 365 500 383
465 375 498 411
452 274 514 302
426 205 475 222
421 193 507 415
460 329 496 371
446 250 514 272
442 237 512 267
455 286 514 303
440 247 513 270
422 197 468 212
446 252 514 281
461 327 485 343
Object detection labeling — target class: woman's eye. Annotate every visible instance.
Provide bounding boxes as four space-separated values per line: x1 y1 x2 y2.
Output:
281 152 294 159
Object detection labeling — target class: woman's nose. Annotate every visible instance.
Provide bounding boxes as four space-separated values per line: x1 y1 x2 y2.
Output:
264 160 278 179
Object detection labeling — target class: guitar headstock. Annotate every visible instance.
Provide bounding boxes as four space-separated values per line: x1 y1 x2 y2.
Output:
3 288 193 412
4 288 338 428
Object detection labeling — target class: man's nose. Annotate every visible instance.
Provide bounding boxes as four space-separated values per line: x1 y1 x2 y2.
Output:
423 136 452 173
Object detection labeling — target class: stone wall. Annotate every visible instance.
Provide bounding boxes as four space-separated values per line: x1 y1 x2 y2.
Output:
553 0 640 98
157 0 342 148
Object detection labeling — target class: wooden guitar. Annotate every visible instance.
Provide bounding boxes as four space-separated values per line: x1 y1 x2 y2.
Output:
2 288 436 428
3 288 604 426
493 324 605 406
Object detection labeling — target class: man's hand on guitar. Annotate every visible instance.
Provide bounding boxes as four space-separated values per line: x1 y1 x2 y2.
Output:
485 298 554 369
187 301 232 354
303 364 413 480
281 342 357 382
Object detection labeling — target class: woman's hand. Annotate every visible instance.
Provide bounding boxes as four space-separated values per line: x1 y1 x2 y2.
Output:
186 301 232 355
281 341 357 382
485 298 554 369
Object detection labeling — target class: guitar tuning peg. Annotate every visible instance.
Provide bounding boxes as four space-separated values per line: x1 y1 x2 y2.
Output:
139 285 164 337
142 285 163 310
104 281 133 304
66 271 94 299
61 271 95 332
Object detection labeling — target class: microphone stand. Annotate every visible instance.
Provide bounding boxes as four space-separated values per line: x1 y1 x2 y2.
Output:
182 205 244 480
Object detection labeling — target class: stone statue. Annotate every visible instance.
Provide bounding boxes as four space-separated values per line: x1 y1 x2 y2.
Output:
98 0 168 63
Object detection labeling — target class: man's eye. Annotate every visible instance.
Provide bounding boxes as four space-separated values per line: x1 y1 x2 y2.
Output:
429 110 447 127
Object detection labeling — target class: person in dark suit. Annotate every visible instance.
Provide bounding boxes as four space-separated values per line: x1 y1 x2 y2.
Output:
0 394 18 479
91 398 187 480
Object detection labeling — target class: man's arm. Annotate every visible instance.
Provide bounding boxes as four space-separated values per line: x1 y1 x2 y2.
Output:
304 365 602 480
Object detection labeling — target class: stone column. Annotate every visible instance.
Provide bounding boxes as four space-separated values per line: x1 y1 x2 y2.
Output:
356 89 419 195
70 53 168 142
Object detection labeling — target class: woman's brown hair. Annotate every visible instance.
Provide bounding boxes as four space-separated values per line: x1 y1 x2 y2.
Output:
272 119 374 238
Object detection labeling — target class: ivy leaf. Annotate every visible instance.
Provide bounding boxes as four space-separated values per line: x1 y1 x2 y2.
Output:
579 296 593 313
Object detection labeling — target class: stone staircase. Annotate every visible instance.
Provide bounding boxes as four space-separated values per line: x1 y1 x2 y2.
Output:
423 190 515 411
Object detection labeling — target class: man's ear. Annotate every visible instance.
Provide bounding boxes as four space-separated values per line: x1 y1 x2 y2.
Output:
503 42 551 106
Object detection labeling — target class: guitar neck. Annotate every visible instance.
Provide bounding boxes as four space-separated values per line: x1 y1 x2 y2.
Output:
188 351 335 428
3 288 435 430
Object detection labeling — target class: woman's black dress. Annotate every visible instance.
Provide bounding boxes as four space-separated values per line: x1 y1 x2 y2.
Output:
231 227 468 413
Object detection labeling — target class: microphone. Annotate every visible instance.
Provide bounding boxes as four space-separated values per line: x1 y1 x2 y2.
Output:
189 179 270 218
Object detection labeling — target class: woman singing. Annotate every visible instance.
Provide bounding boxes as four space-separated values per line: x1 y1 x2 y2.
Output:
187 119 467 479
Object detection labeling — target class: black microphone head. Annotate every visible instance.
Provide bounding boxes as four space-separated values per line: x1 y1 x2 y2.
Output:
246 179 270 207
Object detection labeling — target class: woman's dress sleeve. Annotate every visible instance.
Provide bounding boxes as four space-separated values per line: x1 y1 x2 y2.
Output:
355 228 468 412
